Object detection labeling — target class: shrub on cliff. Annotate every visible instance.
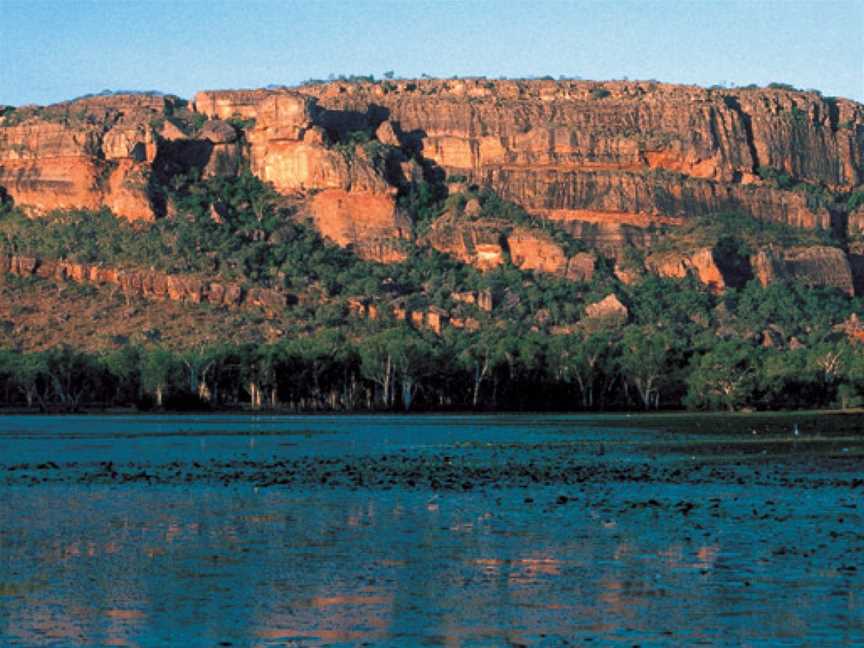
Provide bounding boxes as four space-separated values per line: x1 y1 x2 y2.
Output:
847 191 864 212
756 166 795 190
398 180 446 235
767 82 801 92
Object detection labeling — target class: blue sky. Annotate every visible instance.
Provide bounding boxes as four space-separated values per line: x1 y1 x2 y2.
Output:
1 0 862 105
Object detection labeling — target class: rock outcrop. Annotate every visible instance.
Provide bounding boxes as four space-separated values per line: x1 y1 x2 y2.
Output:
0 96 167 221
645 246 729 292
0 94 249 222
0 254 295 311
309 189 411 262
451 289 494 312
752 245 855 296
421 213 508 270
507 227 595 282
244 92 411 262
421 212 596 279
193 89 284 121
585 293 629 322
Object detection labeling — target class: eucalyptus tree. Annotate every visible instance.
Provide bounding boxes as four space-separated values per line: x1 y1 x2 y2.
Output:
140 347 179 408
618 326 675 409
685 339 759 411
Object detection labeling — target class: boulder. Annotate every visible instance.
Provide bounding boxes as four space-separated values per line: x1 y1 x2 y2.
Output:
585 293 628 322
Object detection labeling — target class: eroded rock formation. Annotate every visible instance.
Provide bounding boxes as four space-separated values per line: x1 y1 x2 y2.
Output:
0 95 170 221
301 79 863 233
645 247 729 292
0 254 294 311
0 94 249 222
2 80 863 287
751 245 855 296
421 212 597 280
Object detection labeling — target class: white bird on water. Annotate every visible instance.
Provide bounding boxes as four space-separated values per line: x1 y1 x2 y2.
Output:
793 423 800 436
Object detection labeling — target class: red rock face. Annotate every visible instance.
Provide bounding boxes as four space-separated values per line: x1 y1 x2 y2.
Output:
506 227 596 281
0 96 167 221
646 247 727 292
193 89 286 121
421 213 508 270
752 246 855 296
420 212 597 279
309 189 411 263
585 294 629 322
507 227 569 274
302 79 862 233
0 96 244 223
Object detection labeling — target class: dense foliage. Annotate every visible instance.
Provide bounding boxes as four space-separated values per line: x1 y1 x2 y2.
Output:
2 173 863 413
0 274 862 413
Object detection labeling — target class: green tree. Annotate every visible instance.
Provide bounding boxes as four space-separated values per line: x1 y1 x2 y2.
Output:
359 326 436 410
618 327 675 409
140 348 178 408
547 331 613 409
11 352 50 409
359 329 398 409
42 346 104 412
685 340 758 411
453 327 506 408
102 345 143 405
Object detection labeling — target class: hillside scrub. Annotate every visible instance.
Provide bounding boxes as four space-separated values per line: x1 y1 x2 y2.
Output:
0 274 862 413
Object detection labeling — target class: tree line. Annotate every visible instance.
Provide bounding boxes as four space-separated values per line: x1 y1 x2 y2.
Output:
2 315 863 413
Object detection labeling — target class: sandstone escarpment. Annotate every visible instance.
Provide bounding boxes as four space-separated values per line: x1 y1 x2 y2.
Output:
244 92 411 262
490 168 834 231
301 79 862 234
2 80 863 281
309 189 412 262
193 89 288 121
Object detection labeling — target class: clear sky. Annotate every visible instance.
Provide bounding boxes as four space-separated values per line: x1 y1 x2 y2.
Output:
1 0 862 106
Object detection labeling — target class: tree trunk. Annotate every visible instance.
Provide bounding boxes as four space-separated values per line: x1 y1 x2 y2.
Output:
249 382 262 409
197 381 211 401
402 378 415 411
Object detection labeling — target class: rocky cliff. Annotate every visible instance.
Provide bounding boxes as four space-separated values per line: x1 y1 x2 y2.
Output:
190 81 864 282
300 80 862 223
0 94 251 222
2 80 863 288
0 95 167 221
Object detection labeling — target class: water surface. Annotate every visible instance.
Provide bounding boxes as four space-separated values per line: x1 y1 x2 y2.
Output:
1 414 862 646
